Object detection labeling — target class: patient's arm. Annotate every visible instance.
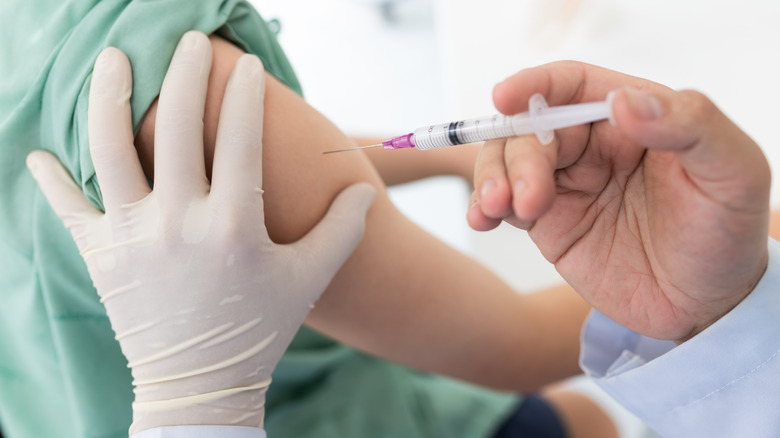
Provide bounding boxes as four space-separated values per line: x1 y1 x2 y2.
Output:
134 35 589 392
352 136 480 186
771 211 780 240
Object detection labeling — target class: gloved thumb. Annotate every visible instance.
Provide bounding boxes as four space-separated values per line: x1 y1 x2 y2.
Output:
26 150 101 250
291 182 377 292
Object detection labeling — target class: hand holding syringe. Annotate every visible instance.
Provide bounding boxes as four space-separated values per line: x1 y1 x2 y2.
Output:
324 93 614 154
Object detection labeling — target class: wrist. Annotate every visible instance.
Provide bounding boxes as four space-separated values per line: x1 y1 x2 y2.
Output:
676 253 769 344
130 425 266 438
124 319 279 434
131 383 268 434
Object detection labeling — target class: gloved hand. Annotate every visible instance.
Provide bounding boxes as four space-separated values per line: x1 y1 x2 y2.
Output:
26 31 376 434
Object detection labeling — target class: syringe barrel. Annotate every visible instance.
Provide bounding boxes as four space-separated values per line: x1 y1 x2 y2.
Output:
411 114 534 150
410 95 612 150
538 101 611 131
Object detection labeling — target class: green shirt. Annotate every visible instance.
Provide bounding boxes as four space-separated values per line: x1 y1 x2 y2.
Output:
0 1 517 437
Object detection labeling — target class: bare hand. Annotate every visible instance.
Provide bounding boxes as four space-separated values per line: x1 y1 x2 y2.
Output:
468 61 770 342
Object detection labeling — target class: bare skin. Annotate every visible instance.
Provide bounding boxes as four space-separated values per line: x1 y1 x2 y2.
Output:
134 35 617 438
543 388 618 438
771 211 780 239
352 136 481 187
136 33 587 392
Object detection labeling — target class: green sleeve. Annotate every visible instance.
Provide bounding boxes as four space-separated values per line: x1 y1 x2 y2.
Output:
38 0 300 211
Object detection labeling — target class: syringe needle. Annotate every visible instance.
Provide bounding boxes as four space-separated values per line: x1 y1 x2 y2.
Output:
322 144 383 154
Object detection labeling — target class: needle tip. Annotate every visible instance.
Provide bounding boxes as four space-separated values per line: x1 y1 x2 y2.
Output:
322 144 383 154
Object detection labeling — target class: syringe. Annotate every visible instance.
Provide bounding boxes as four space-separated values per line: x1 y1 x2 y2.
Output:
323 93 613 154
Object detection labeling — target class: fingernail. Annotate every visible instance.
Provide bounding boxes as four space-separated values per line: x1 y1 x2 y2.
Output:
514 179 527 194
480 179 496 199
625 87 663 121
606 90 618 126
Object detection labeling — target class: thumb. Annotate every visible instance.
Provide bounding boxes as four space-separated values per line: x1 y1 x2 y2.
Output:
27 151 102 249
612 87 771 211
291 182 377 295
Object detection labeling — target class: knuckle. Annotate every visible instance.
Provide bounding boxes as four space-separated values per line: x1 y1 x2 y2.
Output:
155 111 203 135
678 90 718 123
157 212 184 249
475 141 507 171
214 208 252 244
164 58 204 81
225 124 261 147
89 140 133 162
234 76 264 99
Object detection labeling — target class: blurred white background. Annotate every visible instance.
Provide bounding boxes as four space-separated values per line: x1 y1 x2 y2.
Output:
251 1 780 436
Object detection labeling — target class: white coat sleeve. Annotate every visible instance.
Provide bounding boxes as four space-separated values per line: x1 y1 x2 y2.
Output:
580 238 780 437
131 426 266 438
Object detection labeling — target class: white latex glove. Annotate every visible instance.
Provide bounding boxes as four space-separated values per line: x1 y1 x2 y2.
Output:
26 31 376 434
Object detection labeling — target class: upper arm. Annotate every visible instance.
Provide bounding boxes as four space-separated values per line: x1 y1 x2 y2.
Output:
771 211 780 240
135 35 589 391
136 35 384 243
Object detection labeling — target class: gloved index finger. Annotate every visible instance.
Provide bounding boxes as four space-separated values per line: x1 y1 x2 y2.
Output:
210 54 266 203
27 151 102 252
88 47 151 211
152 31 212 200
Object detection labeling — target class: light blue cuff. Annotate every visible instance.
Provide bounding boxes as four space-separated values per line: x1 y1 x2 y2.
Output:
579 312 674 379
580 238 780 436
131 426 265 438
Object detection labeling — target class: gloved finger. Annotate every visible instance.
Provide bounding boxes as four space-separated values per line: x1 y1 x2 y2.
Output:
153 31 212 199
292 182 377 302
89 47 151 211
473 139 513 219
210 54 265 201
503 134 558 223
26 151 101 249
612 87 770 212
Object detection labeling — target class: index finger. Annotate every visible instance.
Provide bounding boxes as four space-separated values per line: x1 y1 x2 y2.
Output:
492 61 655 114
492 61 669 169
153 31 213 199
210 54 266 202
